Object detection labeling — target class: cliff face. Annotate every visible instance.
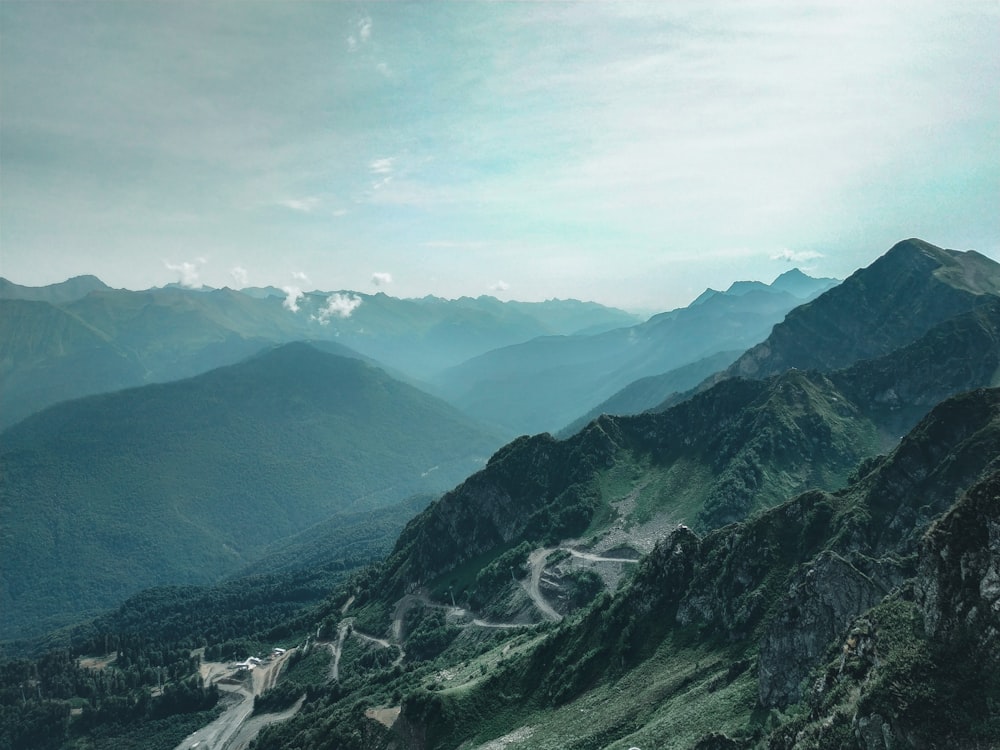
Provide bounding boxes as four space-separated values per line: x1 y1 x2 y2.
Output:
755 388 1000 710
758 551 887 707
916 470 1000 653
776 471 1000 750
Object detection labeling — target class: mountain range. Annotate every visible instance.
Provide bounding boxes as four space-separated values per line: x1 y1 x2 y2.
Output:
0 283 639 431
429 268 838 436
2 238 999 750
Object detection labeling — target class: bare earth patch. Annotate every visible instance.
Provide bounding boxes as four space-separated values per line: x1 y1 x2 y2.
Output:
365 706 401 728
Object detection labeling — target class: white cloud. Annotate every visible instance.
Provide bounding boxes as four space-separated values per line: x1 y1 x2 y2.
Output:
312 292 362 324
230 265 249 287
490 280 510 292
771 249 825 263
282 285 304 313
164 259 203 288
278 196 320 213
291 270 310 284
347 16 372 51
371 272 393 286
369 157 394 175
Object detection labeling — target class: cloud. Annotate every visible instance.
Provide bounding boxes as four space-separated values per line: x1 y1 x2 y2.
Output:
291 270 310 284
369 158 394 191
230 265 249 287
369 157 394 175
312 292 362 324
278 196 320 213
771 249 825 263
164 259 203 288
371 271 393 287
347 16 372 51
282 285 304 313
490 280 510 292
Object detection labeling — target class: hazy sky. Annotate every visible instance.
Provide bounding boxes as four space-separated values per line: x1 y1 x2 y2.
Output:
2 1 998 311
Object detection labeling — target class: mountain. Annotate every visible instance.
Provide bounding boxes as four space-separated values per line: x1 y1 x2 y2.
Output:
727 238 1000 380
365 296 1000 614
769 266 839 297
559 349 743 436
0 343 503 639
0 299 148 429
432 271 838 437
384 388 1000 750
691 268 837 306
0 280 638 429
0 274 111 304
4 243 1000 750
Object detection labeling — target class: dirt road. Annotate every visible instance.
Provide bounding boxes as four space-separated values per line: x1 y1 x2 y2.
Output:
328 620 351 681
174 649 296 750
565 548 639 564
523 548 563 622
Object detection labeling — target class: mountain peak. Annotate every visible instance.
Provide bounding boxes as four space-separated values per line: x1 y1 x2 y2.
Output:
726 239 1000 381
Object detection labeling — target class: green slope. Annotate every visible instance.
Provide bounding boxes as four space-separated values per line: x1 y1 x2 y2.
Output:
0 342 503 639
383 388 1000 750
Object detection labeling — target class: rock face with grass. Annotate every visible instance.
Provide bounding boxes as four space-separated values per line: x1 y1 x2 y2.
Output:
392 389 1000 748
372 297 1000 606
915 469 1000 653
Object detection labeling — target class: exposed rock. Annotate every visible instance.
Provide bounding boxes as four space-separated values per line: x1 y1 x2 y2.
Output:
915 470 1000 651
758 551 887 707
853 712 894 750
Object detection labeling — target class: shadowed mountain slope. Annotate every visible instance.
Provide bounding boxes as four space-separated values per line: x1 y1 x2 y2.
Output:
0 343 503 639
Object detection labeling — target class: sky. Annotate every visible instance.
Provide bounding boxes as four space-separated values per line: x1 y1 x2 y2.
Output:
2 1 998 312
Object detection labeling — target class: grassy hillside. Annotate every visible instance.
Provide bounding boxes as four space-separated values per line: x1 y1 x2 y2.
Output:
0 343 503 639
232 388 1000 750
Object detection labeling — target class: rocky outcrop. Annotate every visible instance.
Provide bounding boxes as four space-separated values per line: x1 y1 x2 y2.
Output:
758 551 887 707
915 470 1000 652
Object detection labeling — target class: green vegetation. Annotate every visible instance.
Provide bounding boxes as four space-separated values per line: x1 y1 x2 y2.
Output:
0 343 501 639
5 244 1000 748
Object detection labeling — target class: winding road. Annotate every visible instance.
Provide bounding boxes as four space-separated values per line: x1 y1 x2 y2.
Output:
524 548 563 622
